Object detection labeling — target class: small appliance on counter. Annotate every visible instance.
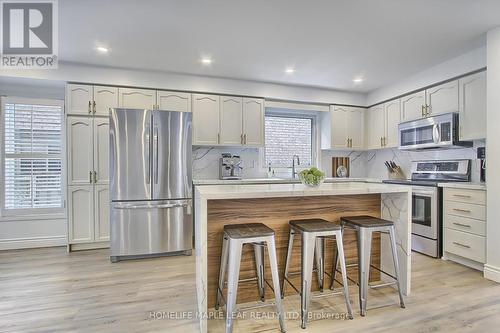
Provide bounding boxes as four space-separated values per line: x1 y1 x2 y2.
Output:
477 147 486 182
219 153 243 180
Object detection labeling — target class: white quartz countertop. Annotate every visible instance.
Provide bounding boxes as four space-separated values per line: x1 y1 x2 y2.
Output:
194 182 411 200
438 182 486 190
193 177 382 186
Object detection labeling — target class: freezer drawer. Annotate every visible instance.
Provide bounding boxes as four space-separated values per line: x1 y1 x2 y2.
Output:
110 199 192 258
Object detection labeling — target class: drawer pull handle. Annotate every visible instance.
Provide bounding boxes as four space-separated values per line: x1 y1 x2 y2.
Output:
453 242 471 249
453 222 471 228
453 194 471 198
453 208 471 213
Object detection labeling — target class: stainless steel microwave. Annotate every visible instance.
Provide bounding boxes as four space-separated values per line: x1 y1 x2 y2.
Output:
398 112 472 150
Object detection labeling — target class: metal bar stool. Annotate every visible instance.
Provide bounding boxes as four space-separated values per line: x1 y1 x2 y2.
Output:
215 223 286 333
281 218 353 329
331 215 405 316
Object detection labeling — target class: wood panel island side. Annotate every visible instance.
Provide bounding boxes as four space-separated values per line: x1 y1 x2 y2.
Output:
194 182 412 333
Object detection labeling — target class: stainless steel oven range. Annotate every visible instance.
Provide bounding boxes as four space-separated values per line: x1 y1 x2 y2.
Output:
383 160 470 258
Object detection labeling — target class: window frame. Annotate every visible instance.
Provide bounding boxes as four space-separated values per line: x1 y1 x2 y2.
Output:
261 109 320 173
0 96 66 220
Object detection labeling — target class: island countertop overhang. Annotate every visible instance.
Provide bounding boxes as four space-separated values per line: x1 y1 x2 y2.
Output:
194 182 412 200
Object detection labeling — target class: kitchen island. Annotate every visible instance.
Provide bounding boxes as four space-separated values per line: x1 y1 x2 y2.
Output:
194 182 412 333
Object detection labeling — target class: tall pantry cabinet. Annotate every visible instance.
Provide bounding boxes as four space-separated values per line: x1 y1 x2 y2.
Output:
66 84 114 250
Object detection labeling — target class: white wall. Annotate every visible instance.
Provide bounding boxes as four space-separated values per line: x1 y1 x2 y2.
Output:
1 61 366 106
0 79 67 250
367 46 487 106
485 27 500 283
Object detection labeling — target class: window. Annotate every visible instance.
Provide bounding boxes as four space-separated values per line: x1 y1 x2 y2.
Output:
1 97 64 215
264 114 315 168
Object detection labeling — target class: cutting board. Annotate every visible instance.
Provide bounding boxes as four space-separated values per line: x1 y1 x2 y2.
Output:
332 157 350 177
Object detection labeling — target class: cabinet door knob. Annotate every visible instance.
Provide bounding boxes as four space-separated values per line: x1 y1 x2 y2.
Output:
88 101 92 114
241 134 244 145
93 171 98 183
89 171 93 184
421 105 425 117
93 101 96 114
217 133 220 144
244 134 247 145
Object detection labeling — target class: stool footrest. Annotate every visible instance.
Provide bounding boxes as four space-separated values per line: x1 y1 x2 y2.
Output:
369 281 397 289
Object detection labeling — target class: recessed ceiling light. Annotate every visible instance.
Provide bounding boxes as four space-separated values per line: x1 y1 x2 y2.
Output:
201 57 212 65
353 77 364 83
285 68 295 74
96 46 109 54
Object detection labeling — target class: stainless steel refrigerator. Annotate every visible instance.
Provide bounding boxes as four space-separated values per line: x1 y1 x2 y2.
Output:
109 108 192 262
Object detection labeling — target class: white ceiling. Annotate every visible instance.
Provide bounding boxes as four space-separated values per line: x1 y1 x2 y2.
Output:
59 0 500 93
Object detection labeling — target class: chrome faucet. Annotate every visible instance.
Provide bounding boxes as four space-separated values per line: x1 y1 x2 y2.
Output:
292 155 300 179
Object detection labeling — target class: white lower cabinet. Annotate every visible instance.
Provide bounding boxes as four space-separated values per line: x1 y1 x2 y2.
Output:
443 187 487 268
94 185 110 242
68 185 94 244
68 185 109 245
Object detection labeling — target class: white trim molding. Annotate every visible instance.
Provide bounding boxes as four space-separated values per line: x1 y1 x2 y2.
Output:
0 235 66 250
484 264 500 283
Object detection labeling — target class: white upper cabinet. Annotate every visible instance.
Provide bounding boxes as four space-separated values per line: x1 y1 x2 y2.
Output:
93 86 118 116
366 105 385 149
348 107 364 149
401 91 426 122
384 99 401 148
94 185 110 242
242 98 264 147
192 94 220 145
330 106 349 148
67 117 93 185
219 96 243 145
157 91 191 112
322 106 364 150
459 71 486 140
426 80 458 116
93 118 109 184
118 88 156 109
66 84 93 115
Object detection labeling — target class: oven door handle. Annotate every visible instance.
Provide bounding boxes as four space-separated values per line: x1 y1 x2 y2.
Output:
432 123 440 144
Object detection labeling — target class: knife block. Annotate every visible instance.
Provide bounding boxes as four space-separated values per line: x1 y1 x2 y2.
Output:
388 166 406 180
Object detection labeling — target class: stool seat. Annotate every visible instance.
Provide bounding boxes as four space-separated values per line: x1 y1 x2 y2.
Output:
223 223 275 239
341 215 394 228
289 218 340 232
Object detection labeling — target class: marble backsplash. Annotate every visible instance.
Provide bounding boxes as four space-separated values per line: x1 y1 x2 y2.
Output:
193 140 485 182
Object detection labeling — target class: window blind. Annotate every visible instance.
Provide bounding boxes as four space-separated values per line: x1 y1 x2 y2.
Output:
3 101 63 211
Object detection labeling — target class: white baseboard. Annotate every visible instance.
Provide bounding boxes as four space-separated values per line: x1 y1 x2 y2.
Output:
0 236 67 250
442 252 484 271
484 264 500 283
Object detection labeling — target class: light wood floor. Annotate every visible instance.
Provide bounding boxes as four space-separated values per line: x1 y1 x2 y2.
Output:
1 247 500 333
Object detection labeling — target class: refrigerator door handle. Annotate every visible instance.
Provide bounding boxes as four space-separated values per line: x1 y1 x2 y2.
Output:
153 126 159 184
145 124 151 184
112 201 190 210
